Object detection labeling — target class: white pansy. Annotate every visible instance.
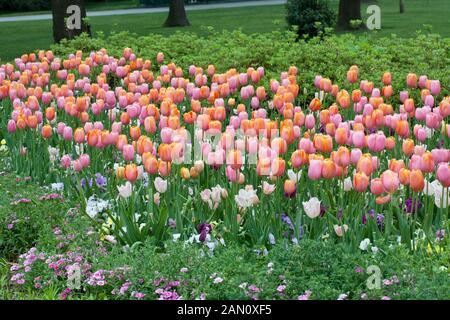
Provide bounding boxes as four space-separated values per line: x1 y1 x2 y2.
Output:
51 183 64 191
302 197 321 219
359 238 371 251
85 196 110 218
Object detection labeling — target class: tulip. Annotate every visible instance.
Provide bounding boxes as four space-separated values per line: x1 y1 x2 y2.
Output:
117 181 133 198
154 177 168 193
357 155 373 176
283 180 296 198
271 157 286 177
73 159 83 172
63 126 73 141
7 120 16 133
180 167 190 180
376 195 392 205
370 177 384 195
122 144 135 161
123 164 138 183
321 159 336 179
302 197 321 219
381 170 399 194
60 155 71 169
402 139 414 156
308 159 323 180
262 181 276 195
41 125 52 139
334 224 348 237
410 170 425 192
74 128 85 143
436 164 450 187
305 114 316 129
79 154 90 168
290 150 305 168
353 172 369 192
430 80 441 96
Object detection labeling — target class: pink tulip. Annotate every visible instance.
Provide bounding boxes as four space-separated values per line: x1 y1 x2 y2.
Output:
419 75 428 88
73 159 83 172
430 80 441 96
225 165 239 182
305 114 315 130
63 126 73 141
436 164 450 187
399 91 409 103
409 155 422 170
79 154 90 168
425 112 440 129
60 155 71 169
431 149 448 165
367 133 386 152
370 178 384 195
352 131 365 148
122 144 135 161
308 160 323 180
381 170 399 193
7 120 16 133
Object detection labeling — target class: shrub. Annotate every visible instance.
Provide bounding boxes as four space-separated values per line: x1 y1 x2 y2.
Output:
0 0 51 12
285 0 336 38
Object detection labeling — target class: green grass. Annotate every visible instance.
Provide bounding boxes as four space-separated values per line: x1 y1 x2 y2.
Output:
0 0 449 62
0 0 138 17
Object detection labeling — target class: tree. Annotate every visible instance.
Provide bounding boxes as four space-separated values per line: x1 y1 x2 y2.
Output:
400 0 405 13
163 0 190 27
336 0 362 30
51 0 91 43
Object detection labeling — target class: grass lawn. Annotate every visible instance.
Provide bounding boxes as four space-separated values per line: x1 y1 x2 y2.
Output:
0 0 449 62
0 0 138 17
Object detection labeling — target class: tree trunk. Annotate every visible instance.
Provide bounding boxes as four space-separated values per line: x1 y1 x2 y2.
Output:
337 0 362 30
399 0 405 13
163 0 190 27
51 0 91 43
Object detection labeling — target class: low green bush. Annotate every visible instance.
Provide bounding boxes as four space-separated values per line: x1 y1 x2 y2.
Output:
285 0 336 38
51 30 450 100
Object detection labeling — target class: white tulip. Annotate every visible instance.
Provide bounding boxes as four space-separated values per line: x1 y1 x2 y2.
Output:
117 181 132 198
302 197 321 219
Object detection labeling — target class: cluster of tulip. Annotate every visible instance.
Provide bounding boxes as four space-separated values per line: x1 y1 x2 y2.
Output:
0 48 448 249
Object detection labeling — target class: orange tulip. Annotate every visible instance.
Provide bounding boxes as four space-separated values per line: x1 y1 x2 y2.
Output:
321 159 336 179
41 125 52 139
291 149 308 168
284 179 296 197
130 126 141 141
124 164 138 182
353 172 369 192
399 168 410 185
74 128 85 144
409 169 424 192
309 98 321 112
116 166 125 179
357 155 373 176
402 139 414 156
180 167 190 180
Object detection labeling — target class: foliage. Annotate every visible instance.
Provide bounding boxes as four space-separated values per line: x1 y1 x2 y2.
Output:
285 0 336 38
